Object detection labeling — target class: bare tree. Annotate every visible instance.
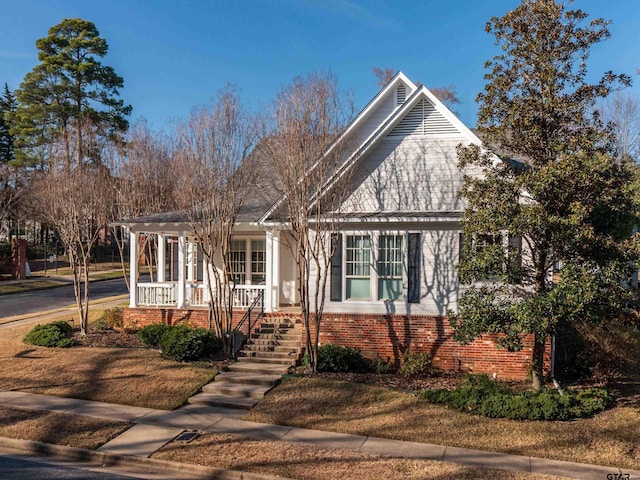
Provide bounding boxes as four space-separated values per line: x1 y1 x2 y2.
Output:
31 129 115 335
109 120 177 287
372 66 395 88
602 91 640 163
0 164 22 241
177 87 257 349
263 71 355 373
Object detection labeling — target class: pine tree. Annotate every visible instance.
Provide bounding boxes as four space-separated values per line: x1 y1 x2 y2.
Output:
12 18 131 168
0 83 16 164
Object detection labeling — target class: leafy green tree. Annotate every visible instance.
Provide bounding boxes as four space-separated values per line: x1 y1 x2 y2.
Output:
12 18 131 168
451 0 638 390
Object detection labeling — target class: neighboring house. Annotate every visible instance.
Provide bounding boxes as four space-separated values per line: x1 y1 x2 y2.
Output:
120 72 539 379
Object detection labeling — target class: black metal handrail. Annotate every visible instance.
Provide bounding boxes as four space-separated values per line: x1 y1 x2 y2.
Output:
231 289 264 359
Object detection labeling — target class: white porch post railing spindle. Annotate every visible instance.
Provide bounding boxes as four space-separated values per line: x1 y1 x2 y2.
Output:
231 285 266 309
137 282 177 306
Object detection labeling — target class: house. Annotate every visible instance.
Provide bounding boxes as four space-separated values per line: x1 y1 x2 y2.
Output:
120 72 539 379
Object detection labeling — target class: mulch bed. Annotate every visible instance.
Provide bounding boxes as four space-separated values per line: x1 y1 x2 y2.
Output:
73 328 232 372
315 371 466 392
74 329 146 348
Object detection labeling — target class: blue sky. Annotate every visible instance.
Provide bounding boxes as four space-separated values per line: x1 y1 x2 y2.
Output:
1 0 638 130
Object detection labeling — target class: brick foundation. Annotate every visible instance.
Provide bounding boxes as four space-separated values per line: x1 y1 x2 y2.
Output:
124 307 545 380
123 307 248 331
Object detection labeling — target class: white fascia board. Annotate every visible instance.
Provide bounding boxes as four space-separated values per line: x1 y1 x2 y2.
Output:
312 215 463 224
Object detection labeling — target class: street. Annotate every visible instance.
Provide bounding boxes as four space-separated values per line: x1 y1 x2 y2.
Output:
0 277 132 319
0 452 144 479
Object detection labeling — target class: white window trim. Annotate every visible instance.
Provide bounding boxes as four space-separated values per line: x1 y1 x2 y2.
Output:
341 231 412 303
231 236 267 286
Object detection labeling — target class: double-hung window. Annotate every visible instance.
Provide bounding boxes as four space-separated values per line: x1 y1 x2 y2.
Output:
250 240 266 284
377 235 403 300
345 235 371 300
229 240 246 284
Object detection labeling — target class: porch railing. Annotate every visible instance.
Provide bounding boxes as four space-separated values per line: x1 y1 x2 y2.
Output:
135 282 267 309
186 283 210 307
137 282 177 306
232 285 267 309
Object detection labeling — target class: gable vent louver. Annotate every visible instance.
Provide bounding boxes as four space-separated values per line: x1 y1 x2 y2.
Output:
388 98 459 137
396 84 407 105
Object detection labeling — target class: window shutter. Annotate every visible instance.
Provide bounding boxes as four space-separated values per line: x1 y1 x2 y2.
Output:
507 235 522 284
407 233 420 303
330 233 342 301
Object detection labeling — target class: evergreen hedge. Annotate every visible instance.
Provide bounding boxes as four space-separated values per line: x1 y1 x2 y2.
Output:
419 374 612 421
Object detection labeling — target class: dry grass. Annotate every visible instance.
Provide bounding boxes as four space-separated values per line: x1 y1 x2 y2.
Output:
0 279 63 295
154 432 566 480
244 377 640 471
0 406 129 449
0 324 216 410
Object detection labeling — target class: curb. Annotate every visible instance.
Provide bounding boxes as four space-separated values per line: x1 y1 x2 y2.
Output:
0 436 290 480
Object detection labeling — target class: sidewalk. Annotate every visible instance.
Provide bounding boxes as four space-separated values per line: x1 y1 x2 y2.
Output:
0 388 638 480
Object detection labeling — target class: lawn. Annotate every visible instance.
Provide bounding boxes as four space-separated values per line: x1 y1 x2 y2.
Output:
154 432 565 480
0 406 129 449
0 324 216 410
244 377 640 471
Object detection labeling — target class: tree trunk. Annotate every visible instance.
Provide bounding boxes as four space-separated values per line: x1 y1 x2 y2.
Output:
531 333 546 390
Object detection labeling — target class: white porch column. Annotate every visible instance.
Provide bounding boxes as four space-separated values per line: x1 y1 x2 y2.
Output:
265 230 273 312
272 230 280 310
186 240 195 282
177 231 186 309
156 234 166 282
129 230 138 308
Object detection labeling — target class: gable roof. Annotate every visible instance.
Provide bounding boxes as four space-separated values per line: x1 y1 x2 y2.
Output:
260 72 485 223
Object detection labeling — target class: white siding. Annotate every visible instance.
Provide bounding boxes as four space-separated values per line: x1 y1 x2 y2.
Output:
341 136 478 213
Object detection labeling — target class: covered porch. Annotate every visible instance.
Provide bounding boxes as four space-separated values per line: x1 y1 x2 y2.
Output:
126 221 295 313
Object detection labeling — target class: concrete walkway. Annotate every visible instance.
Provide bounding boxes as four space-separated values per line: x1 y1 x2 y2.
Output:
0 389 638 480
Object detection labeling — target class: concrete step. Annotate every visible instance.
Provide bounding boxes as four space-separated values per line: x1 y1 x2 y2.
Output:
250 333 300 341
202 382 274 398
240 350 297 360
247 338 299 347
227 362 291 375
236 356 294 366
214 371 282 387
187 392 259 410
259 322 299 329
243 344 298 353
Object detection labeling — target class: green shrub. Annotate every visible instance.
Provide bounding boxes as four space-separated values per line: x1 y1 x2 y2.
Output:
313 344 367 373
24 321 74 348
159 325 222 361
370 354 395 374
137 324 172 348
398 351 432 377
92 317 111 332
419 374 612 420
